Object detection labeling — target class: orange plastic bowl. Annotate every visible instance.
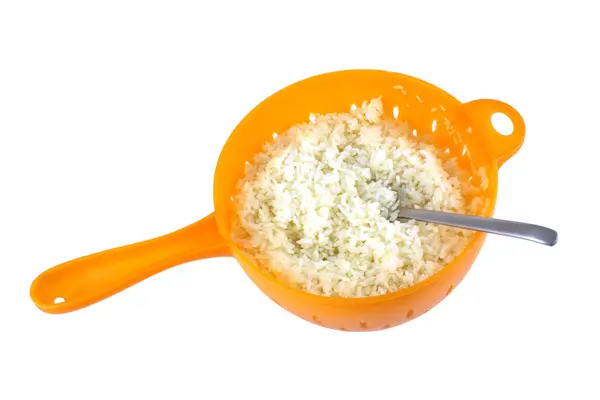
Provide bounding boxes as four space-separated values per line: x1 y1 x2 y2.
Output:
30 69 525 331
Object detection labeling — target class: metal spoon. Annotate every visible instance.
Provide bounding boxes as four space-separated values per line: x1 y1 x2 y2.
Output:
388 194 558 246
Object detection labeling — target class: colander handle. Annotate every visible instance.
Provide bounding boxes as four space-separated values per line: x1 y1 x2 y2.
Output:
463 99 526 167
30 213 230 314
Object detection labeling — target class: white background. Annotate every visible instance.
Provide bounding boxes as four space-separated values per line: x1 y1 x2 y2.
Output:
1 1 599 399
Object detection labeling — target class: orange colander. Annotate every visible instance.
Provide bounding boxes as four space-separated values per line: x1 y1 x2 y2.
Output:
30 69 525 331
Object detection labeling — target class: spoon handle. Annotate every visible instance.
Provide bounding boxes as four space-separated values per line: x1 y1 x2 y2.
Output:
397 208 558 246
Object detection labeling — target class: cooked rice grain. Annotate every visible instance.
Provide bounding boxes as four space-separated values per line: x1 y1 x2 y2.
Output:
232 98 474 298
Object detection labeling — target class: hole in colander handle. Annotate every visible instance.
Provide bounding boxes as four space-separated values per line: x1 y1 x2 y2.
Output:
397 208 558 246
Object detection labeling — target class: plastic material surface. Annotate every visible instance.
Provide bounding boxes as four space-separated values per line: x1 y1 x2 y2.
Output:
31 69 526 331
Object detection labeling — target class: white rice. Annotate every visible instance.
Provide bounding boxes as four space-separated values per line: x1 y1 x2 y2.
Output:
232 98 474 298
